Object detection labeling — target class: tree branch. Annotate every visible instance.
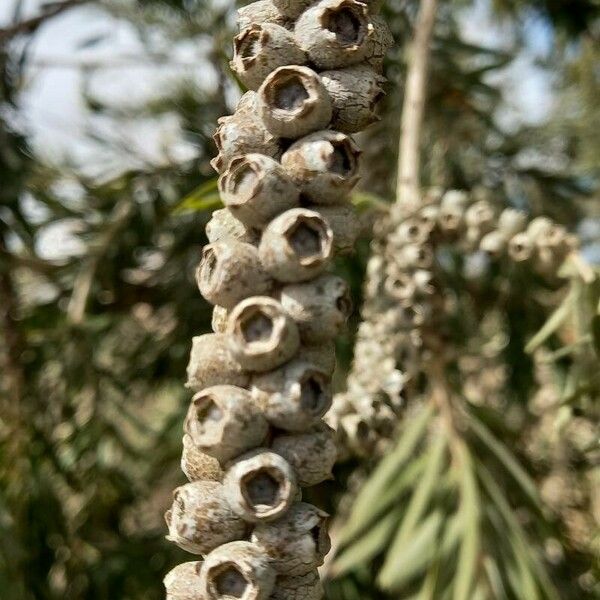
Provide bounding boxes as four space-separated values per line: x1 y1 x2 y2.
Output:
0 0 90 42
395 0 438 211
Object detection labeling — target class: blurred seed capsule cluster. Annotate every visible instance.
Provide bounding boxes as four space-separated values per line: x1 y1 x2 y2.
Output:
164 1 393 598
329 188 580 458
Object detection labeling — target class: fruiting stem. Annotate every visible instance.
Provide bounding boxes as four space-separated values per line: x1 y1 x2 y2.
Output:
396 0 438 211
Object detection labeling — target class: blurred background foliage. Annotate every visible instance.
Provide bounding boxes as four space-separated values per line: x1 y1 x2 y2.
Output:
0 0 598 598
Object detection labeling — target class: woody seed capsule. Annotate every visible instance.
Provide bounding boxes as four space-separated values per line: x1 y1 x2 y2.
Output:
211 101 281 174
259 208 333 283
318 203 360 254
252 502 331 575
224 449 298 522
206 208 258 245
271 424 337 486
197 241 271 309
320 64 386 133
181 433 224 482
294 0 373 69
227 296 301 372
269 570 324 600
280 274 352 344
480 230 508 257
258 66 333 138
272 0 314 18
219 154 300 228
237 0 290 30
186 334 249 391
185 385 268 463
297 341 337 376
497 208 527 238
200 541 276 600
231 24 307 91
364 14 394 72
281 130 361 204
508 232 535 262
165 481 245 555
164 561 204 600
252 359 332 431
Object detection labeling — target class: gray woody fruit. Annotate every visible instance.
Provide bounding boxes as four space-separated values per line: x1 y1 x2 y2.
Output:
252 360 332 431
258 66 332 138
227 296 301 372
297 342 336 376
212 98 281 173
280 274 352 344
224 449 298 522
200 541 276 600
231 24 307 90
219 154 300 228
479 230 507 258
164 561 204 600
237 0 289 31
259 208 333 283
269 570 324 600
508 232 534 262
272 0 314 18
182 433 224 482
281 130 361 204
320 64 386 133
271 424 337 486
252 503 331 575
318 204 360 254
497 208 527 238
197 240 271 309
364 14 393 72
206 208 258 245
185 385 268 463
165 481 245 555
294 0 373 69
186 334 249 391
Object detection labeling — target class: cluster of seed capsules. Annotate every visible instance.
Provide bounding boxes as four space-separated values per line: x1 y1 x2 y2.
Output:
163 0 392 598
330 188 579 457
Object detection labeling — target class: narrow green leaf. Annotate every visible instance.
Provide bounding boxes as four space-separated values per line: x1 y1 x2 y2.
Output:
467 412 541 510
453 446 480 600
172 178 221 214
331 508 400 577
379 510 444 589
340 404 433 544
592 314 600 358
478 465 560 600
378 433 447 589
483 556 507 599
525 288 575 353
338 455 426 546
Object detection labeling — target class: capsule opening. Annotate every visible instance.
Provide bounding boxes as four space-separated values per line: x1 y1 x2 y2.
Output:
194 396 224 438
202 247 218 284
242 468 283 513
272 75 309 111
288 221 324 260
300 375 326 414
211 563 249 598
241 310 274 344
329 140 353 176
325 6 363 45
239 29 261 61
231 163 259 200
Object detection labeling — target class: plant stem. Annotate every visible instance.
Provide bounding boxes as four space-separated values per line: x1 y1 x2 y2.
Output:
396 0 438 211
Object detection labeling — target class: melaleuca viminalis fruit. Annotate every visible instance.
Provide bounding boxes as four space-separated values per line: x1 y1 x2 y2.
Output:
328 188 580 459
164 1 393 598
